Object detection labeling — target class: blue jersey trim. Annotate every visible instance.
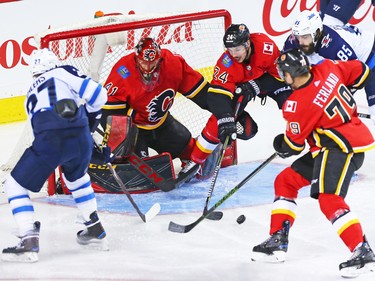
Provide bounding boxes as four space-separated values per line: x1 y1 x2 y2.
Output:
88 84 102 106
79 78 90 98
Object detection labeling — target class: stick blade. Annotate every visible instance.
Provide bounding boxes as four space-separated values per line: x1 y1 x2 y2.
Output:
206 211 223 221
144 203 161 222
168 221 193 233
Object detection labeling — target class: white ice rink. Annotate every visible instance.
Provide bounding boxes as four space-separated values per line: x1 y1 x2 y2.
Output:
1 97 375 281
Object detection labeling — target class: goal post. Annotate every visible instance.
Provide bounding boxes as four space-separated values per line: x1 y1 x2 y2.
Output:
35 9 232 137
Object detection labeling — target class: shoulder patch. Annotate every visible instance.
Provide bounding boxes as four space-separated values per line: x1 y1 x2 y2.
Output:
284 100 297 113
263 42 274 55
117 65 130 79
221 54 233 68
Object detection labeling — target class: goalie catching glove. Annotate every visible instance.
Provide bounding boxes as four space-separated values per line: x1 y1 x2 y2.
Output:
217 113 237 144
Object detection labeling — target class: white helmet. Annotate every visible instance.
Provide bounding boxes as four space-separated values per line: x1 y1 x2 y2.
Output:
292 10 323 45
29 48 60 76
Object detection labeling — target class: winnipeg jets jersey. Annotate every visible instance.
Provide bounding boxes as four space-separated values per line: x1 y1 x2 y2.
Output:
26 65 107 132
283 24 375 66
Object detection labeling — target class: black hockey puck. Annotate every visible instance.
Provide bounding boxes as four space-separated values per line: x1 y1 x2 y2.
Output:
236 214 246 224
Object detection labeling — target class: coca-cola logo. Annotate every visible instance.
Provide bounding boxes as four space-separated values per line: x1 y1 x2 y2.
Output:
263 0 375 36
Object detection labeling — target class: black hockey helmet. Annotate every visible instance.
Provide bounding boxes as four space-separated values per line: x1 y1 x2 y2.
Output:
276 48 310 80
223 24 250 48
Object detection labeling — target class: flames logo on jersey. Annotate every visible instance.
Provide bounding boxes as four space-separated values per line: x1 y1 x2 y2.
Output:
146 89 175 122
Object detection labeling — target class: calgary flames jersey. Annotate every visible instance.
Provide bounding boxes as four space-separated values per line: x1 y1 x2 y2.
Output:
103 49 206 130
282 59 375 157
208 32 280 98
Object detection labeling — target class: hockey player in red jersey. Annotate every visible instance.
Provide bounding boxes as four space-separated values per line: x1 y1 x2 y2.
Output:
251 48 375 278
177 23 293 184
101 37 212 179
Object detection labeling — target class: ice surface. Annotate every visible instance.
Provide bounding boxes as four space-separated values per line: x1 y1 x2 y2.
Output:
1 96 375 280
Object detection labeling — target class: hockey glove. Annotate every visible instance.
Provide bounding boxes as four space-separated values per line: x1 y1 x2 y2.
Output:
91 144 113 165
235 80 260 103
217 114 237 144
273 134 291 159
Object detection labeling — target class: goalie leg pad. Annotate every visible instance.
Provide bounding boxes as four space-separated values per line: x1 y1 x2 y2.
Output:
88 152 175 193
106 115 139 157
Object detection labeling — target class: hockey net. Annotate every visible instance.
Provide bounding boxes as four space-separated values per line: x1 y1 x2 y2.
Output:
0 9 232 192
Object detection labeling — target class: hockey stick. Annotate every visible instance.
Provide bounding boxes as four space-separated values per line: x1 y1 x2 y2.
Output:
168 152 278 233
358 112 371 119
203 96 244 221
97 118 176 192
98 123 161 222
106 162 161 223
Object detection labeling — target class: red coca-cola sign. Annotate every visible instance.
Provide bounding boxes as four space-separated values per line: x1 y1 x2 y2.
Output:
0 3 374 70
263 0 374 36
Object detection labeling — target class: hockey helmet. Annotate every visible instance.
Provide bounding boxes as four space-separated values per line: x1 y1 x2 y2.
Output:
29 48 60 77
276 48 310 80
223 24 250 48
135 37 161 83
292 10 323 45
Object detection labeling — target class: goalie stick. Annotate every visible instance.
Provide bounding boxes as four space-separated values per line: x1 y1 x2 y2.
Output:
98 116 176 192
106 161 161 222
168 152 278 233
98 123 161 222
203 96 244 221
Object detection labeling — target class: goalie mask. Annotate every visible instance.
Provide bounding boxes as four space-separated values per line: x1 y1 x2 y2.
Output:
135 37 161 86
276 48 310 81
292 11 323 54
29 48 60 77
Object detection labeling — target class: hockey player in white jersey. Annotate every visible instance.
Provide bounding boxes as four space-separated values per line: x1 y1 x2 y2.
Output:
2 48 109 263
283 10 375 122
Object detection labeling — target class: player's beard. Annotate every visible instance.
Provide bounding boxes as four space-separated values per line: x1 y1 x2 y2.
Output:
300 43 315 55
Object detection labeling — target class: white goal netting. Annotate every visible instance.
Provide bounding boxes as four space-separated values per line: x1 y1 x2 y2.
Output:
0 10 232 192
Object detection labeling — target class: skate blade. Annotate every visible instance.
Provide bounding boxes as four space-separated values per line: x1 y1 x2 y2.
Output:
77 237 109 251
2 252 38 263
340 261 375 278
251 251 286 263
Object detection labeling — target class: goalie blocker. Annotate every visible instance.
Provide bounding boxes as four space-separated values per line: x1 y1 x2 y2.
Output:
48 115 237 195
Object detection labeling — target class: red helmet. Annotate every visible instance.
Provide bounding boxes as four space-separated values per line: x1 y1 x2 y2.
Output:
135 37 161 83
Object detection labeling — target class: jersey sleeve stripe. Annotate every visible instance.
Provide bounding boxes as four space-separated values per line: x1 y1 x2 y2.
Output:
351 64 370 88
79 78 91 98
88 84 103 106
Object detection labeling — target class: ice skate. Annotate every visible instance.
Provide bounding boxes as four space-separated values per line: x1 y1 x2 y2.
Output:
176 160 200 187
2 221 40 263
77 211 109 251
339 236 375 278
251 220 290 263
